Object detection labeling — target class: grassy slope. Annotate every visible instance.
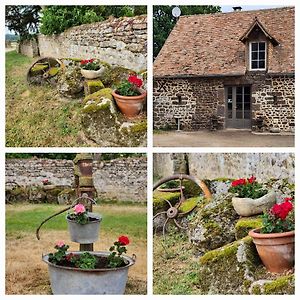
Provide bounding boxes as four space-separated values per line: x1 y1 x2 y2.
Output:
5 51 87 147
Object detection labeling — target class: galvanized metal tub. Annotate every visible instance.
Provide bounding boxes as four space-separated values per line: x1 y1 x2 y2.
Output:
42 251 135 294
66 212 101 244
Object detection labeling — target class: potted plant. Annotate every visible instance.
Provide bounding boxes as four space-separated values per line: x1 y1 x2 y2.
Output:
229 176 275 216
66 203 102 243
80 59 104 79
249 197 294 273
112 75 147 118
42 236 135 294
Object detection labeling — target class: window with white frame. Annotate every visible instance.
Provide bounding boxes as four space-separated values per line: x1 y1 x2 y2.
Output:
250 42 266 70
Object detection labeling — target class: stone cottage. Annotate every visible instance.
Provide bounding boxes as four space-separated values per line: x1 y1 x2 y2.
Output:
153 7 295 132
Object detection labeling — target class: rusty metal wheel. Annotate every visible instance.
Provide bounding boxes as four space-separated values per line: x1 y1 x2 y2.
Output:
153 174 212 238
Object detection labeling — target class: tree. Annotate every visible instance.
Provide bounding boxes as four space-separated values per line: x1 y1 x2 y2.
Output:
5 5 41 40
40 5 147 35
153 5 221 59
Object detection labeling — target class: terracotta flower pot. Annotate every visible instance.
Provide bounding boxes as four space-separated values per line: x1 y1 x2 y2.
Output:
112 90 146 118
249 228 294 273
232 191 276 217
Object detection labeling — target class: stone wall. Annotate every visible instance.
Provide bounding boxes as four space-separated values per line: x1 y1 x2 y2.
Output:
17 38 39 57
153 153 295 183
5 157 147 202
93 157 147 202
5 158 74 186
153 73 295 132
36 15 147 72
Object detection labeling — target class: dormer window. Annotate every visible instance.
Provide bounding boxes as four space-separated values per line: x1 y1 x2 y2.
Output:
250 41 266 70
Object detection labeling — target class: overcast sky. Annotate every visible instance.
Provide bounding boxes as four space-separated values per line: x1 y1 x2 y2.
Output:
221 5 287 12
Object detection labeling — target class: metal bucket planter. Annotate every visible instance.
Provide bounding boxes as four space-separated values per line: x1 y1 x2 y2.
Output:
66 212 101 244
42 251 135 294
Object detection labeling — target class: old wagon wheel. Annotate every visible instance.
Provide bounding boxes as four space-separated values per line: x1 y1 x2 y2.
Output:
27 57 64 85
153 174 212 239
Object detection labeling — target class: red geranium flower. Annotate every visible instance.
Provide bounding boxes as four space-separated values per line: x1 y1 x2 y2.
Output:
248 176 256 184
271 200 293 220
128 75 143 88
231 178 247 187
118 235 130 245
284 197 293 202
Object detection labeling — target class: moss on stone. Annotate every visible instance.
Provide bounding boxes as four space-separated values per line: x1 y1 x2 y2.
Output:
84 80 105 96
48 67 60 77
82 101 111 114
129 120 147 134
189 194 239 253
83 88 113 104
64 58 83 62
178 196 200 213
153 191 180 212
182 180 202 198
198 237 261 294
263 275 294 295
251 285 261 295
235 217 263 239
73 153 93 164
31 63 48 75
79 176 93 187
101 65 135 86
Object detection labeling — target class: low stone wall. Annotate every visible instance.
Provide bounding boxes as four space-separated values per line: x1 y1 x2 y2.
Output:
17 38 39 57
93 157 147 202
153 153 295 183
5 158 74 187
5 157 147 202
36 15 147 72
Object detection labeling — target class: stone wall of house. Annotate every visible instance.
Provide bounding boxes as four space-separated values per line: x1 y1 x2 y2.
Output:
36 15 147 72
153 153 295 182
153 78 224 130
5 157 147 202
153 74 295 132
17 38 39 58
252 75 295 131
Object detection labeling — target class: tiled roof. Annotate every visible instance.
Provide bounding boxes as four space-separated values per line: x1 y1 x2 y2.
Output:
154 7 294 77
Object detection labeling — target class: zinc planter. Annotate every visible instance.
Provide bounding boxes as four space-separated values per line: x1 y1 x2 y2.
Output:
66 212 101 244
249 229 294 273
232 191 276 217
81 69 103 79
42 251 135 294
112 90 146 118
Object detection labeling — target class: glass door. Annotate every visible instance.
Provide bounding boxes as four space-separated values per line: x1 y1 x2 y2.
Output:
226 86 251 129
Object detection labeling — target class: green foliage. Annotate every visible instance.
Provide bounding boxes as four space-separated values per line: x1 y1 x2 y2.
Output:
116 81 141 96
48 244 69 264
5 5 41 39
6 153 77 160
153 5 221 58
261 209 294 234
40 5 146 35
67 211 89 225
108 239 128 268
74 252 97 269
229 182 268 199
81 59 101 71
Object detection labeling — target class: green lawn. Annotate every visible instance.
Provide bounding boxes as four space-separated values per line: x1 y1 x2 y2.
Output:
6 204 147 239
5 51 87 147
